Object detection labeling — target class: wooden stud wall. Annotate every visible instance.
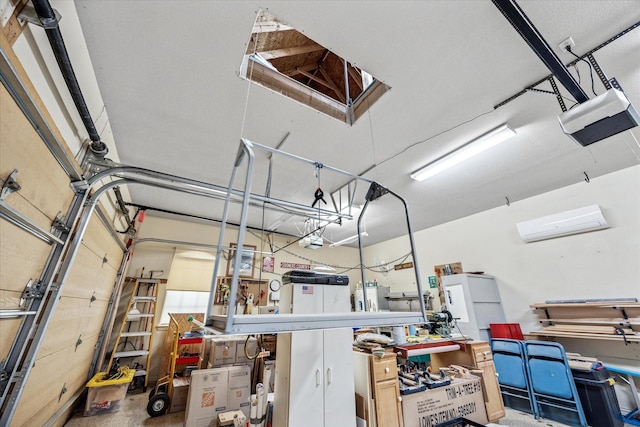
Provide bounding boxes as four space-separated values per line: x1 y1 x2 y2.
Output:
0 0 28 46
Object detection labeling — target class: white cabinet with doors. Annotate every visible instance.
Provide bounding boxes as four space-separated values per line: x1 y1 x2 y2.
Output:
273 280 356 427
442 273 506 341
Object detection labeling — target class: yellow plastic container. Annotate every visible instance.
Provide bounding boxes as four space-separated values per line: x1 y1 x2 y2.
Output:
84 368 135 416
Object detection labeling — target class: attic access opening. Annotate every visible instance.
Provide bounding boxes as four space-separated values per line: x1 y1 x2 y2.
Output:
240 10 390 125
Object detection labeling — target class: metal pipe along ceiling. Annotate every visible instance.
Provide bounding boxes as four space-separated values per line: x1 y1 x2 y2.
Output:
31 0 107 155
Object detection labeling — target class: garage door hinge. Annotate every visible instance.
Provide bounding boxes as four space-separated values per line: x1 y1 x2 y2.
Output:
51 213 70 234
58 383 67 402
1 169 21 201
20 279 45 306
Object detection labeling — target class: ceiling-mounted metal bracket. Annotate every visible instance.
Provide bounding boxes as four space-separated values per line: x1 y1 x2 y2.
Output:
492 0 589 104
18 5 61 29
1 170 21 201
609 77 624 92
365 182 389 202
586 54 612 90
51 212 70 235
548 76 567 112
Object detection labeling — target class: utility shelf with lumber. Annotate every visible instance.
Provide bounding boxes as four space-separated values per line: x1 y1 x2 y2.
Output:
529 299 640 343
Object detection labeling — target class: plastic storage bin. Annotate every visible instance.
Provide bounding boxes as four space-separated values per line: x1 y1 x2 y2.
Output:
84 368 135 416
572 367 623 427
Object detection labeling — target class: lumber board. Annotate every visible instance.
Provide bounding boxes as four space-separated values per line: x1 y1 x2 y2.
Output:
12 330 100 427
0 83 75 222
532 305 640 320
528 330 640 343
0 1 28 46
531 302 640 308
540 317 640 326
246 60 345 121
543 324 635 335
541 318 640 328
0 220 52 294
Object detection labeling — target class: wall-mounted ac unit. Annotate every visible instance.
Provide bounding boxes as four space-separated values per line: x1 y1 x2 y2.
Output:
516 205 609 243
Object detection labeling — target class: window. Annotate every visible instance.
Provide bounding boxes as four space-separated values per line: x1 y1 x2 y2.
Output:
159 290 209 325
240 10 390 125
157 250 215 325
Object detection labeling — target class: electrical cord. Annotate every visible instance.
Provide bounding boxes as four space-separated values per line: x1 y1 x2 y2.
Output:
525 87 578 109
244 335 263 360
566 46 598 97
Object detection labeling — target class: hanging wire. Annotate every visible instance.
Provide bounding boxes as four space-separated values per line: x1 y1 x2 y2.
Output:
566 46 598 97
239 14 262 139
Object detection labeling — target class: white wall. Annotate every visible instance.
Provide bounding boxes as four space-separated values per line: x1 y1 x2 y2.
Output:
367 165 639 324
127 215 363 298
365 165 640 363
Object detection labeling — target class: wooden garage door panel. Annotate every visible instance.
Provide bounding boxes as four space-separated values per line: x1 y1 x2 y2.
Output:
0 85 76 222
37 297 109 359
0 221 52 294
13 331 100 427
0 317 22 362
80 216 125 272
0 190 53 232
62 245 119 301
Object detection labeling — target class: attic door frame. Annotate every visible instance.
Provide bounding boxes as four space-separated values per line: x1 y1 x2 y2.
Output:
240 10 390 125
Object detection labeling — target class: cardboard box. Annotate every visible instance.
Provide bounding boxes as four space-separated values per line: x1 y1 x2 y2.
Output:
210 338 237 367
434 262 464 277
185 369 229 427
170 377 191 413
402 376 488 427
235 337 258 364
227 365 252 419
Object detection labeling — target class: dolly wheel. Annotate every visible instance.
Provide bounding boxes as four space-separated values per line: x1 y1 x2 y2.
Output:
147 392 170 417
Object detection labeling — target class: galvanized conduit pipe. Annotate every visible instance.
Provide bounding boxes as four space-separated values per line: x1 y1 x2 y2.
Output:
31 0 107 155
88 164 353 222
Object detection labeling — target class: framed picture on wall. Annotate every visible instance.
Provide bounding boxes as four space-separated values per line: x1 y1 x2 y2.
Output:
226 243 256 278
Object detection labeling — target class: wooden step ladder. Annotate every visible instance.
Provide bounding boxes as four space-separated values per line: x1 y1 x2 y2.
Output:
106 278 159 392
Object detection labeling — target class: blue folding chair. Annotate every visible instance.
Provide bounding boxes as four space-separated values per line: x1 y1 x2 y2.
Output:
523 340 588 427
491 338 538 417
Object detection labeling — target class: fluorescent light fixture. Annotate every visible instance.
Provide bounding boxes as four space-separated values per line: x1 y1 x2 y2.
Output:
329 232 368 248
410 124 516 182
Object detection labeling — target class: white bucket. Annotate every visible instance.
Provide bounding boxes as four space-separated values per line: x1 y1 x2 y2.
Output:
391 326 406 344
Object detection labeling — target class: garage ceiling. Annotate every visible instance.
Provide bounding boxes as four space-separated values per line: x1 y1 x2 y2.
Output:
70 1 640 247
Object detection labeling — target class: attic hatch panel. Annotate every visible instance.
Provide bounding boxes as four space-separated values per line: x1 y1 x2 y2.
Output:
240 10 389 125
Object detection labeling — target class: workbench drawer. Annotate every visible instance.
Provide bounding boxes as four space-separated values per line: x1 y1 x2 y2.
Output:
472 343 493 363
371 356 398 382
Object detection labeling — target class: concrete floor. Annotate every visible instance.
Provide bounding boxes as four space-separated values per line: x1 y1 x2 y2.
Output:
64 391 576 427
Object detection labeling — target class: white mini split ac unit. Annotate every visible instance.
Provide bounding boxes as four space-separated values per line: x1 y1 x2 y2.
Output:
516 205 609 243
